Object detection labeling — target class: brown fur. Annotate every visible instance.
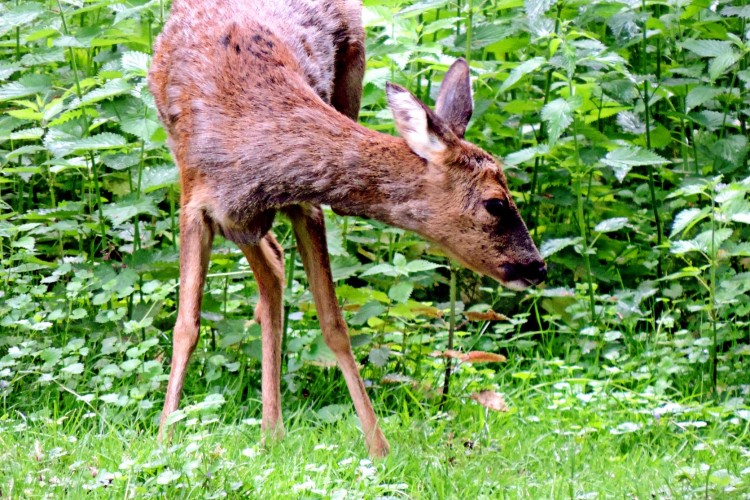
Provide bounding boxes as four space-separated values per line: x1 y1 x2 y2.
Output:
150 0 544 458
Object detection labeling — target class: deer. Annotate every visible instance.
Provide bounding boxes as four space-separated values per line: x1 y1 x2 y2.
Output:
148 0 546 458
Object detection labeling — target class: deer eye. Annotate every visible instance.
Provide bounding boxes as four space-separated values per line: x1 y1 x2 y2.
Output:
483 198 507 217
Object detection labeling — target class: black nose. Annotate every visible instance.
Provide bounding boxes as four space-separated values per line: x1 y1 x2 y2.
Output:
503 261 547 285
528 261 547 284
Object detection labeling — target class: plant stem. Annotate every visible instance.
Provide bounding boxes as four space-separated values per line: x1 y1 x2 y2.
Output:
441 264 457 407
282 243 296 354
568 77 596 321
642 81 663 279
709 193 718 390
465 0 473 63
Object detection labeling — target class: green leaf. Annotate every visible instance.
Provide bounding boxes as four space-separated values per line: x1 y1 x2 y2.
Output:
121 359 141 372
156 469 181 485
681 40 733 58
689 110 726 131
456 24 513 50
672 228 733 255
71 79 132 108
721 5 750 18
404 259 443 273
504 146 544 166
361 263 398 277
601 147 670 182
731 213 750 224
541 98 573 147
540 237 581 258
62 362 84 375
670 208 707 237
20 47 65 66
102 194 160 226
709 51 740 81
685 86 722 111
711 135 748 167
120 107 161 141
0 62 23 81
500 57 545 93
9 127 44 141
45 131 128 157
525 0 555 19
388 282 414 303
368 347 391 367
0 74 53 101
140 165 178 193
0 3 46 37
315 404 349 423
398 0 451 17
121 51 151 75
331 256 361 281
593 217 628 233
325 219 347 257
350 301 386 326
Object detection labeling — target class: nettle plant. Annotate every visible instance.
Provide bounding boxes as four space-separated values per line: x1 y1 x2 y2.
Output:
668 176 750 388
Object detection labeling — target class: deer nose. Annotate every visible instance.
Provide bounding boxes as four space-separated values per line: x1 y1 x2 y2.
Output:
527 261 547 284
503 261 547 285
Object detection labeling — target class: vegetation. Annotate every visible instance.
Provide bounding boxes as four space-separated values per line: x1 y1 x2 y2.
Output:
1 0 749 496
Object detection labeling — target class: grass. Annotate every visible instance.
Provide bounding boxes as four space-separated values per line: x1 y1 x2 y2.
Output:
2 359 749 498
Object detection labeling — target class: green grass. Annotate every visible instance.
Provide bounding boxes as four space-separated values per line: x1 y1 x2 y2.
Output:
2 362 748 497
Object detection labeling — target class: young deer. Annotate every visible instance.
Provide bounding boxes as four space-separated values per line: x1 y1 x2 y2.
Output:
148 0 545 457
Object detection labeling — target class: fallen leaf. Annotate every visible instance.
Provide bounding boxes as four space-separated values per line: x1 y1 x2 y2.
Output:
431 350 507 363
471 390 508 412
443 349 465 360
462 351 507 363
465 310 510 321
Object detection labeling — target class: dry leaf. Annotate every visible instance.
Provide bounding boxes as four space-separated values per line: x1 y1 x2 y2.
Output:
462 351 507 363
465 310 510 322
443 349 465 360
471 390 508 412
431 350 507 363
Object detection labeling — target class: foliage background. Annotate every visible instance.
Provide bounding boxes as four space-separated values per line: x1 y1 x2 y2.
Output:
1 0 749 496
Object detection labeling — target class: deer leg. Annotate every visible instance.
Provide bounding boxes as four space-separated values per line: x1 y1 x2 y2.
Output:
159 208 213 440
287 205 390 457
239 232 285 439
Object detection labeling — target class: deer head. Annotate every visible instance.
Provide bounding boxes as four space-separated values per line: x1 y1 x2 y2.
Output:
385 59 546 290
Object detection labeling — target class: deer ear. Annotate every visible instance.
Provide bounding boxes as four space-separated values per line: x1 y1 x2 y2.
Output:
434 58 473 138
386 82 453 162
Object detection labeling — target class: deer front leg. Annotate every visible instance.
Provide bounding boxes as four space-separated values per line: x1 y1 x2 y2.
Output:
239 232 285 439
159 208 213 440
287 205 390 458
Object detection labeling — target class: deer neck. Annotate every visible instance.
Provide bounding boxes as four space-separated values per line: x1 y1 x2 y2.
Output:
218 103 430 232
308 122 429 232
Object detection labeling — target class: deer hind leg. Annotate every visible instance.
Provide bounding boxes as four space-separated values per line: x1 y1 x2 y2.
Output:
287 205 390 458
159 207 214 440
238 232 285 439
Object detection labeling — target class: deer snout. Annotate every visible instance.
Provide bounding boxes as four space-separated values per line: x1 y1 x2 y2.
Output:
501 261 547 286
